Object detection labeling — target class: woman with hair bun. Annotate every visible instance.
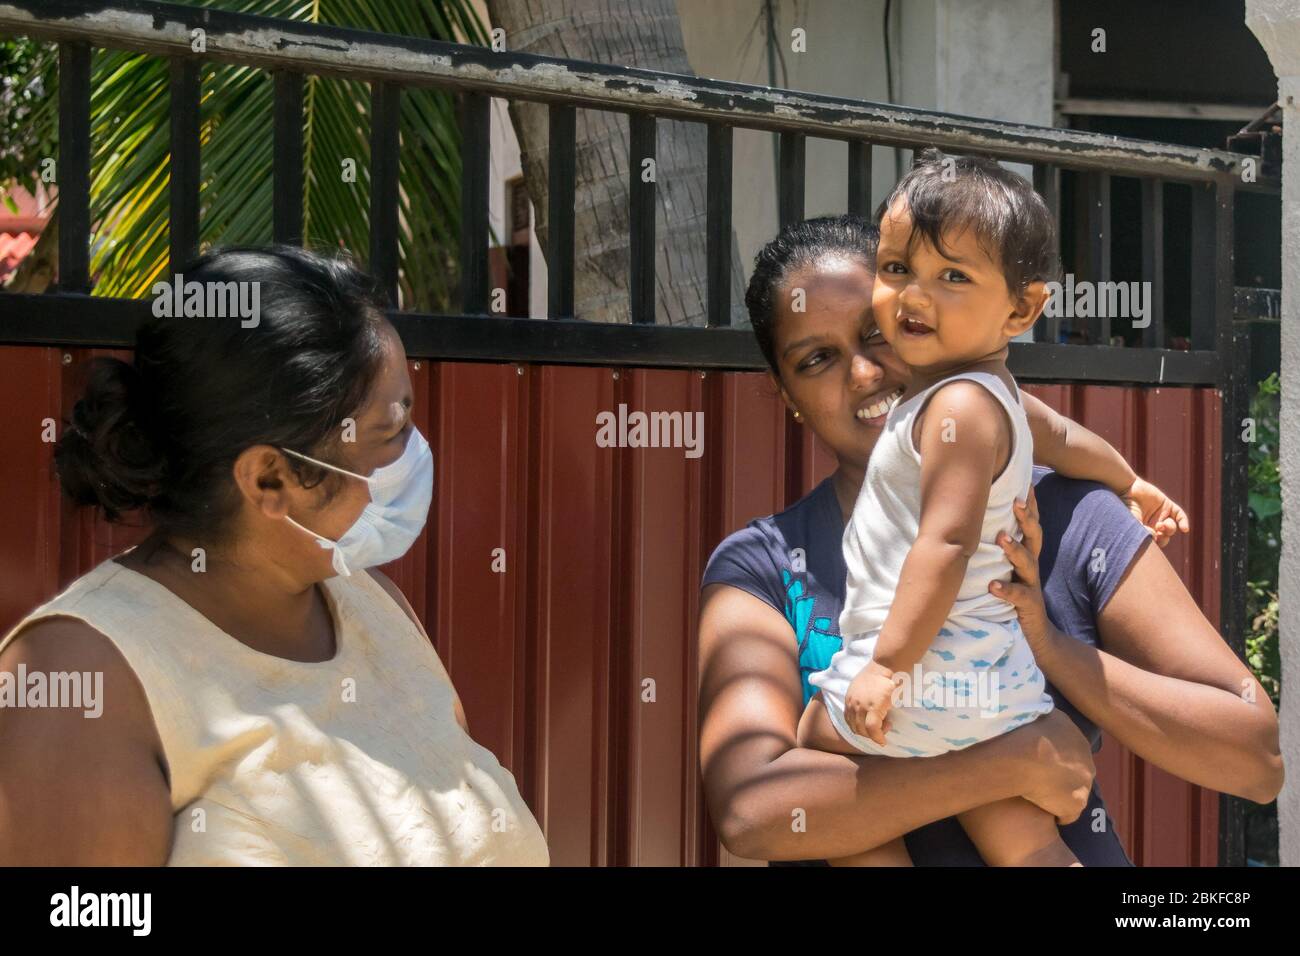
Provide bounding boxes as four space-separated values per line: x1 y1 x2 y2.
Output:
0 246 549 866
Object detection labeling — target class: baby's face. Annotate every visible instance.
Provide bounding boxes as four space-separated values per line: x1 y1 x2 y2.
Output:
872 199 1031 375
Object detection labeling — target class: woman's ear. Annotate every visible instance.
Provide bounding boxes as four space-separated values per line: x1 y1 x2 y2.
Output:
1006 281 1050 338
232 446 295 520
769 370 799 417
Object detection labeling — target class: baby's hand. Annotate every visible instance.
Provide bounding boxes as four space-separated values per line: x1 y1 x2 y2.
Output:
844 662 898 746
1121 477 1190 549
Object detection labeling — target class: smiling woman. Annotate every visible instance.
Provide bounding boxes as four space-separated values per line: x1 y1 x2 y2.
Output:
0 246 550 866
697 213 1282 866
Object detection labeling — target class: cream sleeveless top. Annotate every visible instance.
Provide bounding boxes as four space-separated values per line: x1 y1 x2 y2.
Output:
0 555 550 867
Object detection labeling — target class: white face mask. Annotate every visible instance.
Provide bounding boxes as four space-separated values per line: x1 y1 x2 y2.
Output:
279 427 434 577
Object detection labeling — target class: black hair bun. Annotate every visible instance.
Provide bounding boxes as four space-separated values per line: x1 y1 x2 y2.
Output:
54 357 167 520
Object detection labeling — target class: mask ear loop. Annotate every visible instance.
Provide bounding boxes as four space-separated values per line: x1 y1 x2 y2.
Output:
279 446 372 484
277 447 370 578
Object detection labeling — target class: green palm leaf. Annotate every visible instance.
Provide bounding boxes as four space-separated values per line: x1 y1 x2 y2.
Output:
27 0 487 309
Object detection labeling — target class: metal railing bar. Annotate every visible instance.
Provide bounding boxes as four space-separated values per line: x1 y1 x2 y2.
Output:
1140 177 1165 349
272 70 305 245
167 57 200 271
778 131 805 229
705 123 732 328
546 103 576 319
56 40 91 293
629 113 656 324
1190 181 1234 355
368 80 400 306
0 1 1270 187
847 140 873 219
1033 162 1061 344
458 91 490 314
1085 171 1112 344
0 293 1229 384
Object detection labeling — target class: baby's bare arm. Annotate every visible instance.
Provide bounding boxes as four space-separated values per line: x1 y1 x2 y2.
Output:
1022 391 1136 494
870 381 1008 674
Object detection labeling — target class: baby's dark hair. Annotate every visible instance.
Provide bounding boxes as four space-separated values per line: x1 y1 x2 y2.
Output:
875 148 1060 294
55 245 390 544
744 214 879 377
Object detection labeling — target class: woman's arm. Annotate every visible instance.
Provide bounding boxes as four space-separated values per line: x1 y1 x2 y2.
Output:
697 583 1098 860
0 618 173 864
993 495 1284 804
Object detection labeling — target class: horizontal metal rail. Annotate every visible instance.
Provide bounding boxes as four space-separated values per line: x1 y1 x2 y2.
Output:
0 292 1225 385
0 0 1276 188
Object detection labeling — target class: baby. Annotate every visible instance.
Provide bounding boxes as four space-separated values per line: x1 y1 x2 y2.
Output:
795 150 1187 867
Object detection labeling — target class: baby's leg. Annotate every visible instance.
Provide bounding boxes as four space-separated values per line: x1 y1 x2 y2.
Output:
796 691 866 755
797 694 913 866
957 798 1081 866
795 697 868 754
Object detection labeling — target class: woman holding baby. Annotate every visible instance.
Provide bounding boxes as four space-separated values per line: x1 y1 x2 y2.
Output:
697 151 1283 866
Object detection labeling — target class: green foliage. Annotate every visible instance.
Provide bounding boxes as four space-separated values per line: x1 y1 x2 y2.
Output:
1245 372 1281 709
0 37 55 207
7 1 487 310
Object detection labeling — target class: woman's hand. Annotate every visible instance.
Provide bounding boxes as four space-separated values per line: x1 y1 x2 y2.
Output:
988 488 1060 660
998 708 1097 825
1121 476 1190 549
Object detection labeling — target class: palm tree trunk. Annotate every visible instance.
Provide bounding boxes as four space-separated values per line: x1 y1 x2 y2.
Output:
484 0 746 326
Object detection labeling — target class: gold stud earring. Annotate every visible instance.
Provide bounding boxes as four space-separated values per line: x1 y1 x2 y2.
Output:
792 409 803 422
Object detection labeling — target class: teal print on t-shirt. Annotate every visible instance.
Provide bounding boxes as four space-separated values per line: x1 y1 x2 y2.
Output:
781 568 843 707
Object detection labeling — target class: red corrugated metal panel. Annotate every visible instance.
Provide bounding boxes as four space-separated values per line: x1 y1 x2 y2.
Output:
0 346 63 626
0 348 1225 866
528 365 618 864
618 368 699 864
1024 382 1225 867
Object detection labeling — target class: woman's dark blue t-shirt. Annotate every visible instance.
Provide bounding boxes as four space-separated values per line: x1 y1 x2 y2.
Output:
701 466 1151 866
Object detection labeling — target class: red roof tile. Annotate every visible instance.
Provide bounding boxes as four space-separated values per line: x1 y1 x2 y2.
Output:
0 231 40 282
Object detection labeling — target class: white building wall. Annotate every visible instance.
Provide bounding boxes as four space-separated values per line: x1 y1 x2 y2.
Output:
1245 0 1298 869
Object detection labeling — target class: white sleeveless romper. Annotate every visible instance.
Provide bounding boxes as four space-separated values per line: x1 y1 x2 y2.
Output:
809 370 1055 757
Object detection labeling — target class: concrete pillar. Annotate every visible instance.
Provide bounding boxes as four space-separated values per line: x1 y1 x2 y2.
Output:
933 0 1055 343
1245 0 1299 868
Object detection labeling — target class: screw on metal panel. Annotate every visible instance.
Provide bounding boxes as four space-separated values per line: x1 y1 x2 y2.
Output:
612 370 620 380
700 371 706 379
517 366 524 376
61 353 72 365
412 361 422 370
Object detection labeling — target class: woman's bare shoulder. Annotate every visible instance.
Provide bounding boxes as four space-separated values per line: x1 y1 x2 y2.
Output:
0 616 172 864
1 614 166 754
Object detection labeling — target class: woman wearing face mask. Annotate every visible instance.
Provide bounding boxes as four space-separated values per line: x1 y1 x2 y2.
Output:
0 247 549 866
